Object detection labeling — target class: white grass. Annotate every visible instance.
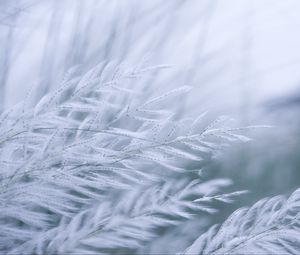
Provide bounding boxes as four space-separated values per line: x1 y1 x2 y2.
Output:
0 62 253 254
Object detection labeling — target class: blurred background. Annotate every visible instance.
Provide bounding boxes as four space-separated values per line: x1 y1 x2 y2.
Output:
1 0 300 211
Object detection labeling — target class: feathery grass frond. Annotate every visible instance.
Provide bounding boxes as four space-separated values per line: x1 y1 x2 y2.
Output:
183 188 300 255
0 62 251 254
